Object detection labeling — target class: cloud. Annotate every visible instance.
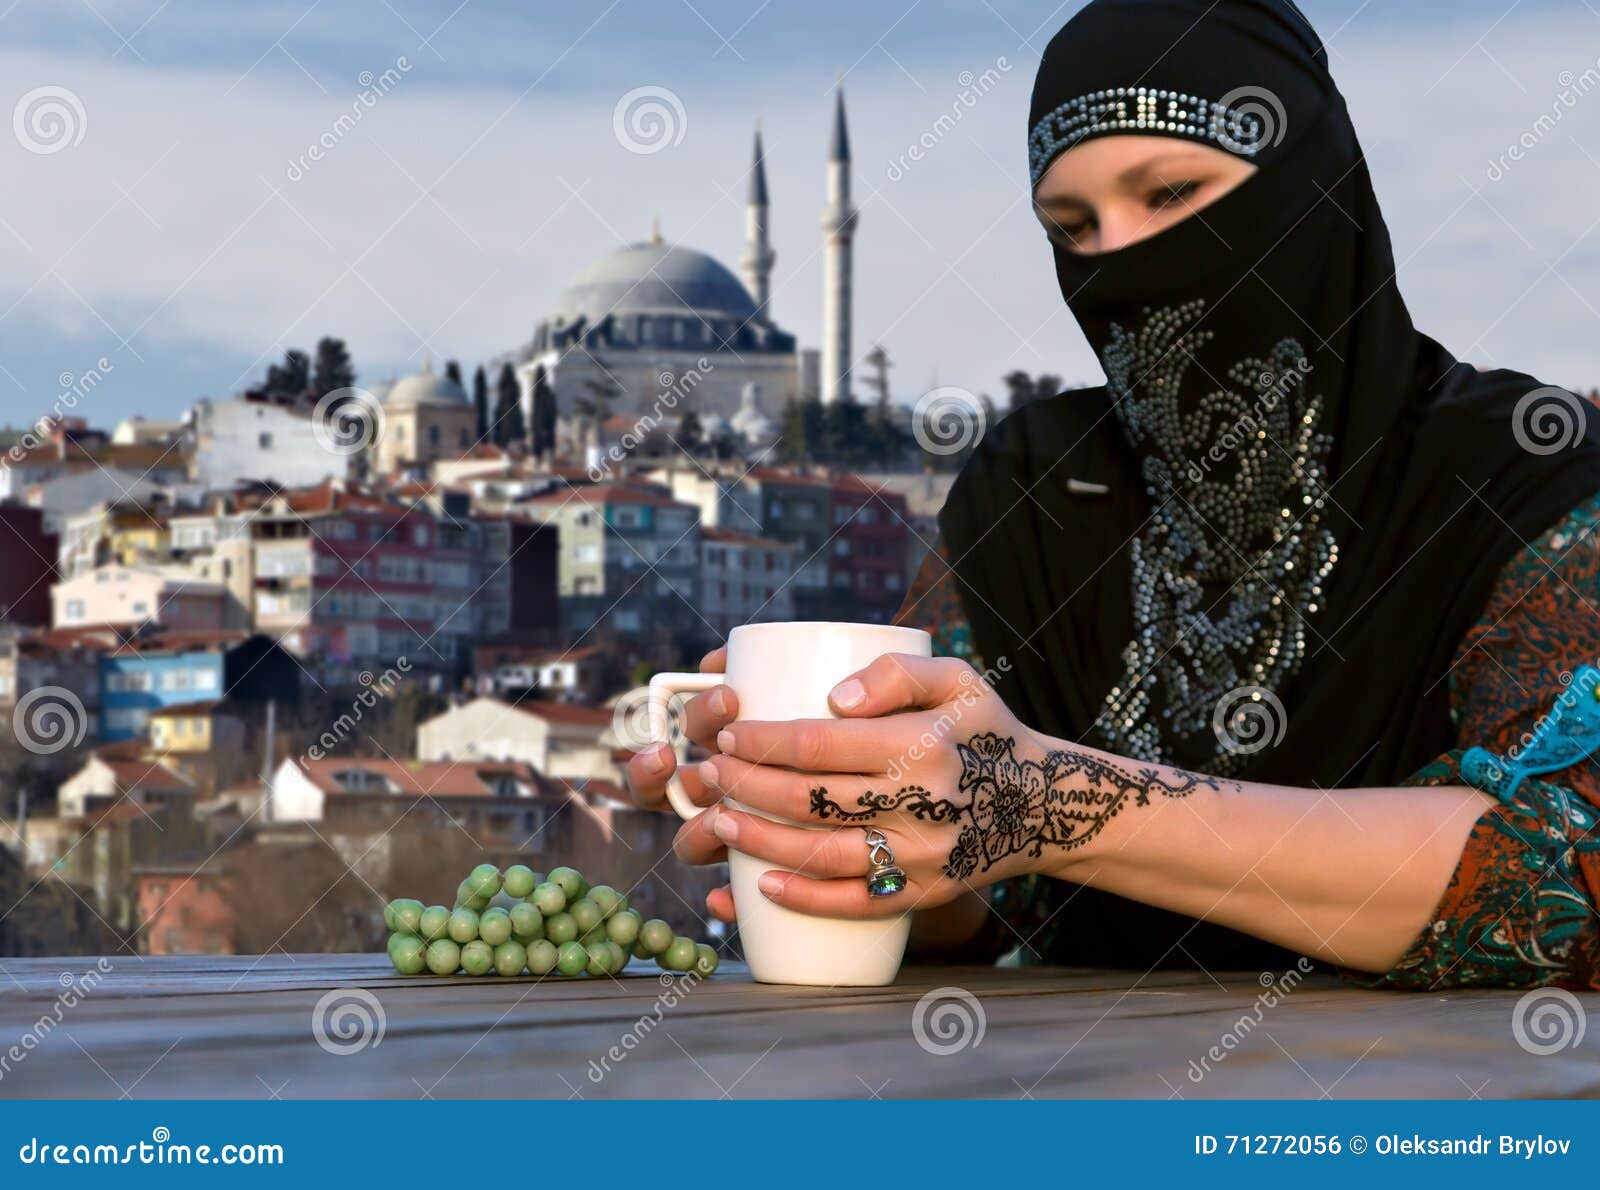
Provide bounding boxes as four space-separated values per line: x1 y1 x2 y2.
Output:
2 2 1600 425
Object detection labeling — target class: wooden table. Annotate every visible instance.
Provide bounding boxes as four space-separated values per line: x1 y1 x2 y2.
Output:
1 955 1596 1098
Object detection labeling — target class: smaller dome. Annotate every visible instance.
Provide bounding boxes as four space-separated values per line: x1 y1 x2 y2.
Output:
385 360 468 407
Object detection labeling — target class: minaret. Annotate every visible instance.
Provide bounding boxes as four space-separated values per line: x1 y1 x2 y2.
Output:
820 85 858 405
741 122 776 322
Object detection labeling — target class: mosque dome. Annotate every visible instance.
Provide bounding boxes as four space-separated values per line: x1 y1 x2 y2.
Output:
385 360 469 407
551 236 758 324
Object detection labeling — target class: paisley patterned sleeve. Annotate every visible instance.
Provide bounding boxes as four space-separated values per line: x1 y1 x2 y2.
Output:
1365 493 1600 991
894 539 982 666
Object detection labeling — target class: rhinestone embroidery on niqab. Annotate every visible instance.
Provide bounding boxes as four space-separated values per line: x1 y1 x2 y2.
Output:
1096 301 1337 772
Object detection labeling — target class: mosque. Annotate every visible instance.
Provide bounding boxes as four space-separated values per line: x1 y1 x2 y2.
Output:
506 89 862 444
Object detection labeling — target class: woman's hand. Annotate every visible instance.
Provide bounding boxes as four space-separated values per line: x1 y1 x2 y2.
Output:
623 647 740 922
689 653 1051 919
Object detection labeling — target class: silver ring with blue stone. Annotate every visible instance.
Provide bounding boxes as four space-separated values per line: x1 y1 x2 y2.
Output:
864 828 907 898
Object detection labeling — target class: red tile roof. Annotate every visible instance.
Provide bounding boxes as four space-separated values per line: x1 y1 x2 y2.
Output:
101 759 194 795
517 700 613 728
296 757 557 799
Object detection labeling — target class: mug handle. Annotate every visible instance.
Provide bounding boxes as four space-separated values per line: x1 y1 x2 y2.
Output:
647 672 724 820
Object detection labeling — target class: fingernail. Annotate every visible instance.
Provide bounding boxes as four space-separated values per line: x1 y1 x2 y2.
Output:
831 678 866 709
758 872 784 898
709 687 729 715
716 729 735 753
697 759 719 789
712 811 739 843
642 744 669 774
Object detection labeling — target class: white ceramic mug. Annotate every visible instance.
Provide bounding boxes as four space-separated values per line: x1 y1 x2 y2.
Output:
648 620 931 986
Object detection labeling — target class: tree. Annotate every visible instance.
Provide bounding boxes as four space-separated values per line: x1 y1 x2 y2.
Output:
530 368 558 460
263 349 311 397
777 397 808 462
311 338 355 399
445 359 463 389
1034 373 1062 402
1002 370 1035 412
678 410 704 454
472 365 489 441
492 363 526 446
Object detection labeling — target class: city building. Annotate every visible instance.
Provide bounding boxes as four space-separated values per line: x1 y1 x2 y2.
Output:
58 496 177 579
417 696 620 785
0 504 58 625
243 482 479 677
52 562 228 634
373 361 479 475
0 626 105 725
58 749 196 818
699 526 798 639
189 394 349 490
97 630 298 742
135 867 233 955
824 473 910 623
469 642 606 702
520 482 702 640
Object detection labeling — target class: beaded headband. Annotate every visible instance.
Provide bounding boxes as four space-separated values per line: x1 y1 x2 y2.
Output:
1029 86 1275 186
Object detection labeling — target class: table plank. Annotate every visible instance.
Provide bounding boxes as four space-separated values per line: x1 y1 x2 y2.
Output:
0 955 1595 1099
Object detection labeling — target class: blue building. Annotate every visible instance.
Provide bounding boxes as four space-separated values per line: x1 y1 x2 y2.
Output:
98 631 299 742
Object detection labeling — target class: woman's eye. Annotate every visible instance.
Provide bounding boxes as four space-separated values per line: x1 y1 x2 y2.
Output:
1045 216 1092 245
1148 180 1199 209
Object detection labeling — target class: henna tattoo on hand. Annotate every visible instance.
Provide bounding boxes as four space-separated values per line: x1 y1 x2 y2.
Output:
808 733 1240 881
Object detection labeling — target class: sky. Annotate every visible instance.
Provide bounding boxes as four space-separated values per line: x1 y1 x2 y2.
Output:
3 0 1600 426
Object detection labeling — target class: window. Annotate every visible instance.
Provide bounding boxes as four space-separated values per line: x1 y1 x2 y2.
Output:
428 425 440 447
65 599 85 621
413 525 429 548
575 544 600 564
131 601 150 616
458 429 469 447
258 432 273 449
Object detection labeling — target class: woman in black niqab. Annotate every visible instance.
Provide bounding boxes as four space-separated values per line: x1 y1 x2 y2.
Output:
932 0 1600 971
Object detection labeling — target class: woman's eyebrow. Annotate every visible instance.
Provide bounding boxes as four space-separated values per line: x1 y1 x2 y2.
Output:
1034 193 1090 212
